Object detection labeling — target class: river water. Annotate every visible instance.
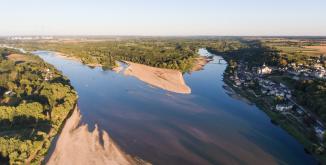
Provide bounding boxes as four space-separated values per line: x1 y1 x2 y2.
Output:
34 49 316 165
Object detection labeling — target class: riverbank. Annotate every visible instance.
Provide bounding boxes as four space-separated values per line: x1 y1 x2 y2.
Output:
124 61 191 94
32 48 318 165
53 52 82 63
219 55 326 164
51 51 212 94
223 84 253 105
46 106 149 165
191 56 210 72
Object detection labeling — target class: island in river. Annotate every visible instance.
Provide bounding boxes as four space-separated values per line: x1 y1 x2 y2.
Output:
1 38 323 164
123 61 191 94
33 48 317 165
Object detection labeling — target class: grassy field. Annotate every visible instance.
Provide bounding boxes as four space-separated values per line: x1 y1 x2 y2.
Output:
262 39 326 58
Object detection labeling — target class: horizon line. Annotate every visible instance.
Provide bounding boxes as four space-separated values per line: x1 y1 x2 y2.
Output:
1 35 326 38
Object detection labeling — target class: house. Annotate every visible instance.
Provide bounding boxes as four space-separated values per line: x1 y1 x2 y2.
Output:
4 90 15 97
286 94 292 99
314 126 325 140
292 76 300 80
234 80 241 86
295 108 304 116
314 70 325 79
280 83 286 88
275 104 293 112
257 64 272 75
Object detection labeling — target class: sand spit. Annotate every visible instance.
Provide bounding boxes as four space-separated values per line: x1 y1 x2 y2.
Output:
47 107 148 165
123 61 191 94
53 52 83 63
112 65 123 73
191 56 210 72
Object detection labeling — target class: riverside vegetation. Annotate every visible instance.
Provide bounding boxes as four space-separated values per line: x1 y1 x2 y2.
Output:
2 37 325 163
13 38 244 72
0 47 77 164
0 38 244 164
208 38 326 163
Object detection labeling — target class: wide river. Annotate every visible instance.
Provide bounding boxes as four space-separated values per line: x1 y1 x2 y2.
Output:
35 49 316 165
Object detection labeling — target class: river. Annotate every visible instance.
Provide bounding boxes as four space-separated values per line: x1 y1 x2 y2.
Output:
34 48 316 165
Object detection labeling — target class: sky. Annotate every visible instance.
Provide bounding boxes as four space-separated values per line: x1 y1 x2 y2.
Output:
0 0 325 36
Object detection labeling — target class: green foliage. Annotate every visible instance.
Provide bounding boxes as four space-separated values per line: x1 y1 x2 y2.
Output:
207 40 279 67
0 48 77 164
16 39 244 73
295 80 326 121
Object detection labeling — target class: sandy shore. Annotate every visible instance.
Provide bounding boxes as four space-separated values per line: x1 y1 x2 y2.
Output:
124 61 191 94
52 52 209 94
53 52 83 63
46 107 148 165
191 56 210 72
112 65 123 73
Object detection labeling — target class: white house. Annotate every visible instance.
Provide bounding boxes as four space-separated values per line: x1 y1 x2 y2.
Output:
314 70 325 79
4 91 15 97
276 104 293 112
314 126 325 140
257 64 272 75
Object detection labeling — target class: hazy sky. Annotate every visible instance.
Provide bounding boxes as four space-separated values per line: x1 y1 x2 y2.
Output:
1 0 325 36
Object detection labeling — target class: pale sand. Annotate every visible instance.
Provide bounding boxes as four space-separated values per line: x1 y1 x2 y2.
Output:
191 56 210 72
47 107 147 165
112 65 123 73
123 61 191 94
53 52 80 61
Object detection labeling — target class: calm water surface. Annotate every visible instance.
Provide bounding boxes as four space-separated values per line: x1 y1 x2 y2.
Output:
35 49 316 165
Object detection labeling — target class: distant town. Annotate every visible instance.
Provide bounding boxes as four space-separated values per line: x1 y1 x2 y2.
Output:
222 39 326 157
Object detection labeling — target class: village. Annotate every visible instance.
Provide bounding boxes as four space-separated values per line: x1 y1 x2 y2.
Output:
285 55 326 81
227 56 326 148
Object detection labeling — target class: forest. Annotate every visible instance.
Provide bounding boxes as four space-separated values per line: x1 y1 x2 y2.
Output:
14 38 245 73
0 47 77 164
2 37 325 163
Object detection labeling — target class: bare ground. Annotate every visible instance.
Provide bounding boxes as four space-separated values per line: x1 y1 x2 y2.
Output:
46 107 149 165
123 61 191 94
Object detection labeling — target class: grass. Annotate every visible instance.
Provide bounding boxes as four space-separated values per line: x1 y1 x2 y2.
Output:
6 54 38 63
263 39 325 58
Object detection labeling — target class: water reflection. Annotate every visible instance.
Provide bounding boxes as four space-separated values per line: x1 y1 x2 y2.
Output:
34 49 316 165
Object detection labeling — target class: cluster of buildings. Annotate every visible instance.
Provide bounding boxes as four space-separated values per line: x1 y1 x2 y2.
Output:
7 36 54 40
286 61 326 80
258 79 292 100
228 61 325 142
229 62 255 87
257 64 272 75
43 68 54 81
